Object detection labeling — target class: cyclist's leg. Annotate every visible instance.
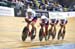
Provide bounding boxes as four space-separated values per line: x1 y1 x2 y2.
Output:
25 18 31 28
40 21 45 36
62 20 68 39
32 16 37 27
54 19 59 34
45 21 49 35
31 17 37 36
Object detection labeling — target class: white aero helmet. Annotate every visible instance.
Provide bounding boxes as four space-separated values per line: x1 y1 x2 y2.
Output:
41 14 49 20
41 14 46 19
27 8 36 16
41 14 49 23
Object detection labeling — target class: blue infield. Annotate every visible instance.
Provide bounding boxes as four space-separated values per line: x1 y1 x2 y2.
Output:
30 43 75 49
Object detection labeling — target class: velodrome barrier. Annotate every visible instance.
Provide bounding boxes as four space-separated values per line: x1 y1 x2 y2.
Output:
0 6 14 16
0 6 75 18
15 9 75 18
49 12 75 19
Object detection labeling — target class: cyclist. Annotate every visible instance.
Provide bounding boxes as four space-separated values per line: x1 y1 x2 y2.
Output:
40 14 49 37
48 14 59 40
25 7 37 36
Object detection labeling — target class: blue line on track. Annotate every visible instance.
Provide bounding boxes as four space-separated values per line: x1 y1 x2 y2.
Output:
30 43 75 49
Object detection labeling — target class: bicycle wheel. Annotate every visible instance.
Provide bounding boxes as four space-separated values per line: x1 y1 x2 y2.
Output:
22 27 28 41
31 27 36 41
57 29 61 40
39 28 43 41
48 28 52 40
62 29 65 40
52 30 56 40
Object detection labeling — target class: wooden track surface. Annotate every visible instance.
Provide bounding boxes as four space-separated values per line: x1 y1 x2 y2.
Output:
0 16 75 49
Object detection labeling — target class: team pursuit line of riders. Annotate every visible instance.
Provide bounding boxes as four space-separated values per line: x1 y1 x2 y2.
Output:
22 7 68 41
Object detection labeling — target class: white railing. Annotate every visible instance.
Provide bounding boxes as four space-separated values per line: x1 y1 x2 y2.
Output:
0 6 14 16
